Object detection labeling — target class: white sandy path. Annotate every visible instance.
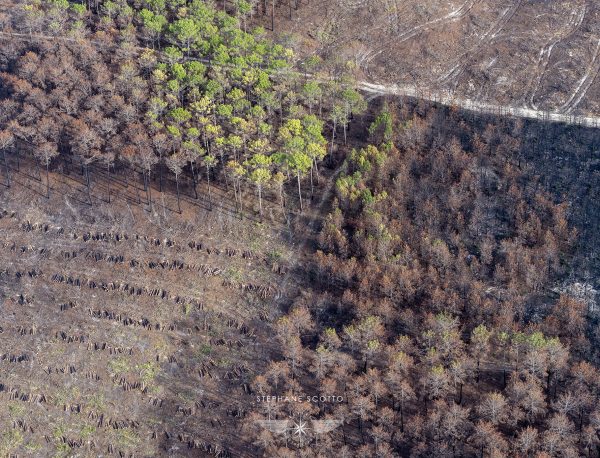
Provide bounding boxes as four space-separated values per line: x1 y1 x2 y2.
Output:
560 37 600 114
526 4 586 110
359 81 600 128
365 0 481 64
439 0 522 85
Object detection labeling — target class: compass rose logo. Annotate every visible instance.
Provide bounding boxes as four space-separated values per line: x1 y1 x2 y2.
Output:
292 418 308 442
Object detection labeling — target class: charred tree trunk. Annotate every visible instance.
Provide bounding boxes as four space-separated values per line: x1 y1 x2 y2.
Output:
85 165 92 205
175 174 181 214
3 150 9 187
297 172 303 212
271 0 275 31
190 162 198 199
45 161 50 198
146 170 152 207
206 166 212 211
158 155 164 192
106 163 111 203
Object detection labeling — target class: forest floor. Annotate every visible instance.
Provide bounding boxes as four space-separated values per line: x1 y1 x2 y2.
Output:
0 150 305 455
0 160 288 455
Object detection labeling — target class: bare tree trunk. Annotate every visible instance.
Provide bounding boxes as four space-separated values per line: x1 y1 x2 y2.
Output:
190 162 198 199
232 179 239 213
175 174 181 213
158 154 164 191
144 171 151 206
271 0 275 30
239 179 244 218
400 402 404 432
3 150 9 187
133 169 141 204
279 185 284 209
331 119 337 154
45 161 50 198
297 172 303 212
206 166 212 211
106 163 111 203
258 185 263 218
85 165 92 205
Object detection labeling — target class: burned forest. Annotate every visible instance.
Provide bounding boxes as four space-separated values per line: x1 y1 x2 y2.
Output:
0 1 600 457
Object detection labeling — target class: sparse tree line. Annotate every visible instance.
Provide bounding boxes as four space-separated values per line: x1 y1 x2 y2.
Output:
245 101 600 456
0 0 366 217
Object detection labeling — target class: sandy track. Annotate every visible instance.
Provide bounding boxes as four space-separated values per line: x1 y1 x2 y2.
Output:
560 37 600 114
524 3 587 109
359 81 600 128
439 0 523 86
364 0 482 64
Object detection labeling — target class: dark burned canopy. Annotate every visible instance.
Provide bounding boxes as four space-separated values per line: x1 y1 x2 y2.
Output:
249 101 600 457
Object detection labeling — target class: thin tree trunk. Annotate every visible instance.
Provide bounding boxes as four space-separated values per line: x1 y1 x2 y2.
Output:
106 163 111 203
297 172 303 212
191 162 198 199
85 165 92 205
46 162 50 198
232 179 239 213
331 119 337 154
175 175 181 213
145 171 151 206
158 154 163 192
220 153 228 190
400 403 404 432
239 179 244 218
148 171 153 207
3 150 9 187
206 166 212 210
134 169 141 204
279 185 284 209
258 185 263 217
